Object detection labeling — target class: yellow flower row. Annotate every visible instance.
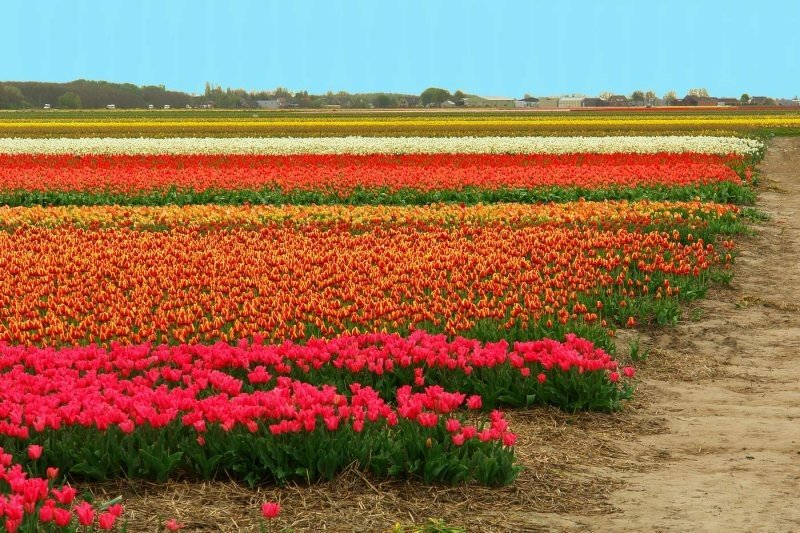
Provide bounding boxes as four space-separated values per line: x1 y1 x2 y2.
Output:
1 116 799 128
0 112 797 137
0 201 736 230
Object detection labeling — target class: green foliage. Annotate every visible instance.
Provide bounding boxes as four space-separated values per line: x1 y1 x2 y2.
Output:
8 420 521 487
373 93 396 108
627 337 648 363
57 91 82 109
0 182 757 208
420 87 452 106
0 84 26 109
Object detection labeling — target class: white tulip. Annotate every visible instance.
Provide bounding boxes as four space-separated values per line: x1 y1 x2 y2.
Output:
0 136 763 156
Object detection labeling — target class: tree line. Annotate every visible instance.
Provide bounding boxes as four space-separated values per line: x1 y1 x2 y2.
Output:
0 81 783 110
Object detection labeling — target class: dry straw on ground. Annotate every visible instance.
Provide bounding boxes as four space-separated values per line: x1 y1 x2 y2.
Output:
85 401 667 532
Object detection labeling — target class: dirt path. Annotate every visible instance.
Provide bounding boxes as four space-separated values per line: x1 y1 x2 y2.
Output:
547 137 800 532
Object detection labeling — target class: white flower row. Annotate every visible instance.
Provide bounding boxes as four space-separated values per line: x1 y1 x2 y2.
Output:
0 136 763 156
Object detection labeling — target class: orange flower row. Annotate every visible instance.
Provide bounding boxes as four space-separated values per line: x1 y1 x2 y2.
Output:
0 220 724 347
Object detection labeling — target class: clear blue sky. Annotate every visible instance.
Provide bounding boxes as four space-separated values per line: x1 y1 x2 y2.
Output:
3 0 798 98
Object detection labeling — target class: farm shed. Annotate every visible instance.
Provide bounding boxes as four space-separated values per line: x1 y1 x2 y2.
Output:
256 100 281 109
558 97 585 108
536 97 560 108
463 96 516 108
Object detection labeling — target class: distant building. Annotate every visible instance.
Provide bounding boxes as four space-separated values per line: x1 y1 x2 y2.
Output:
607 95 629 107
256 99 281 109
716 98 740 107
43 104 50 110
515 96 539 108
148 104 154 109
558 97 585 108
537 97 560 109
463 96 516 108
441 100 457 108
749 96 771 105
581 98 605 107
106 104 115 110
163 104 171 110
681 95 718 106
793 96 800 106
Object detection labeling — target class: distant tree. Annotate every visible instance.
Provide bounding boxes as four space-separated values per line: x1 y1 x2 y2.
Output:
420 87 452 106
663 90 678 103
740 93 751 105
453 90 466 101
57 92 82 109
599 91 613 101
644 90 657 104
372 93 395 108
631 91 646 105
0 85 26 109
688 88 709 97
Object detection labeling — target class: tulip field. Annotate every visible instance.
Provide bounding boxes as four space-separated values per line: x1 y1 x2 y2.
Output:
0 111 770 530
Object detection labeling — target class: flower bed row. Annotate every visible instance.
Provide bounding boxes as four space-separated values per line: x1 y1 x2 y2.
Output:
0 135 764 155
0 200 740 235
0 152 745 192
0 152 756 206
0 368 520 486
0 331 634 411
0 217 731 349
0 115 795 137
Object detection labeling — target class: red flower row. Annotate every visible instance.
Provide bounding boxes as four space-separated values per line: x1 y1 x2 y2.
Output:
0 152 744 193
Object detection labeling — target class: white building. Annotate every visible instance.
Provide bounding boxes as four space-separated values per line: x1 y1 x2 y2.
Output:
463 96 515 108
256 100 281 109
558 97 585 108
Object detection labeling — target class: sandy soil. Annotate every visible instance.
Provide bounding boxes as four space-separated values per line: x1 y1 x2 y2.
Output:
535 137 800 532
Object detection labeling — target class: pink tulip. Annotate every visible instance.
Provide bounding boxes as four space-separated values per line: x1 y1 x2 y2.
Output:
261 501 281 519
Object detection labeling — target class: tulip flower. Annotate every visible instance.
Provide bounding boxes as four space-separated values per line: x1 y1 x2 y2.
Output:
165 519 184 531
261 501 281 519
74 501 96 527
27 445 43 461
